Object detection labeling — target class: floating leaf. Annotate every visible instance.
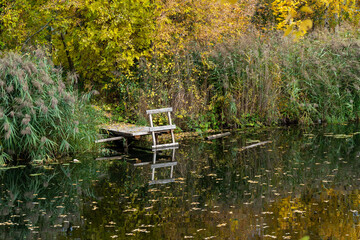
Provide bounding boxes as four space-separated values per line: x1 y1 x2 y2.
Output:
216 223 227 227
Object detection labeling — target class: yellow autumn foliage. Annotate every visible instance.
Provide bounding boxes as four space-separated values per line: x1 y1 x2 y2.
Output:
271 0 359 39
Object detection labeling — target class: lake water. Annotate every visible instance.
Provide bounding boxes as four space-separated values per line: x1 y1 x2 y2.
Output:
1 125 360 239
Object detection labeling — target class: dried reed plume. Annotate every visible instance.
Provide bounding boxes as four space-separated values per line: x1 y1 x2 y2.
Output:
0 50 98 161
6 85 14 93
51 97 58 108
4 122 10 131
21 126 31 135
21 114 31 125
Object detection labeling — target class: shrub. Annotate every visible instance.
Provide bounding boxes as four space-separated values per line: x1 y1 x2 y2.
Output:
0 50 98 163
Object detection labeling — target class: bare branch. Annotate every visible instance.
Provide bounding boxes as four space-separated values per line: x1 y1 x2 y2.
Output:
21 19 53 52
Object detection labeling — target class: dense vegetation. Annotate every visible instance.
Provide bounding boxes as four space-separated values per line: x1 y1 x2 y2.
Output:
0 51 98 163
0 0 359 160
119 30 360 130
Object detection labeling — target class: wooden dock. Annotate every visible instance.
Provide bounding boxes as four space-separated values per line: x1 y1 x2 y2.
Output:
102 124 152 138
98 107 179 149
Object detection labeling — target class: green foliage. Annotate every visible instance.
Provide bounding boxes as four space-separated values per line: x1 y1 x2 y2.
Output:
0 50 98 162
0 0 156 86
113 28 360 129
1 0 359 131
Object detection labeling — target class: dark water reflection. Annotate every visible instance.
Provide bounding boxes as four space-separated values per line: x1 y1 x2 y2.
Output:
1 125 360 239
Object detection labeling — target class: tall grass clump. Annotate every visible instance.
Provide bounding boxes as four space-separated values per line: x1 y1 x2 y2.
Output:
0 50 98 163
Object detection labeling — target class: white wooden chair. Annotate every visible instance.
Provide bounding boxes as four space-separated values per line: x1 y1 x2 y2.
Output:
146 107 179 149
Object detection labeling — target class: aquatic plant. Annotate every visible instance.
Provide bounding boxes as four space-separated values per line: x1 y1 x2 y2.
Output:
0 50 98 163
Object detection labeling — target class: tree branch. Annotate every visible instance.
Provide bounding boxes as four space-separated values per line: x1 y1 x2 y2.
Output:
21 19 53 52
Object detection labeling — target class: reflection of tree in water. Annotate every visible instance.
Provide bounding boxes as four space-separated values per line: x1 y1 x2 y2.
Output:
0 157 106 239
264 188 360 239
2 125 360 238
78 125 360 238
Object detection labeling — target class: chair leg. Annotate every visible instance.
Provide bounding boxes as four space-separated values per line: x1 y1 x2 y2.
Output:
170 129 175 144
151 132 156 147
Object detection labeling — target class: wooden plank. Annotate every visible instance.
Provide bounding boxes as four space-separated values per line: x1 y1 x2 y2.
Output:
205 132 231 140
151 161 177 169
105 126 150 136
152 143 179 149
133 162 150 167
96 156 124 161
149 178 175 185
146 107 173 114
150 125 176 132
239 141 271 151
152 146 179 151
95 136 124 143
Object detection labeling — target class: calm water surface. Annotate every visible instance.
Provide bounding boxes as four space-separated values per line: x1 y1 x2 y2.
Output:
1 125 360 239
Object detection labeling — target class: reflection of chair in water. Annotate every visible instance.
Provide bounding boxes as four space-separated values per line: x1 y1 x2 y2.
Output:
149 147 177 185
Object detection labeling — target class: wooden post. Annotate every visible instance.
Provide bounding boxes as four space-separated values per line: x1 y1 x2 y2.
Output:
168 112 176 144
149 114 156 147
152 150 157 181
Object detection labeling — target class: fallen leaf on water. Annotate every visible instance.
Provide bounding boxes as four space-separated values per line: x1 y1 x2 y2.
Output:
204 236 217 240
191 207 201 211
264 235 277 239
124 208 137 212
293 210 306 213
132 228 149 233
216 223 227 227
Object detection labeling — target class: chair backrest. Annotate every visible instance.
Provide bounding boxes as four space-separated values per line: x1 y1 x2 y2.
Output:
146 107 178 149
146 107 173 128
146 107 173 115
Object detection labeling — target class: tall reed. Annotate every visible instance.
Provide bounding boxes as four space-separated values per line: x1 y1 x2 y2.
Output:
107 27 360 130
0 50 99 163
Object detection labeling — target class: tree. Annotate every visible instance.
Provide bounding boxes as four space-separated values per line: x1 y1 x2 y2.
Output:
0 0 156 86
